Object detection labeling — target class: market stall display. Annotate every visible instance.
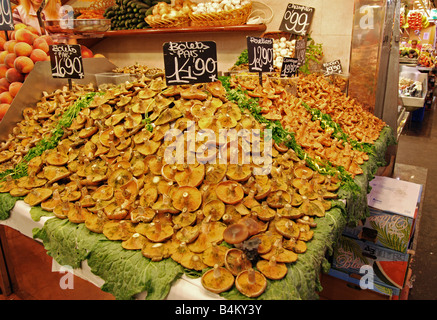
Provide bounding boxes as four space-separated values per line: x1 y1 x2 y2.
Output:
0 54 395 299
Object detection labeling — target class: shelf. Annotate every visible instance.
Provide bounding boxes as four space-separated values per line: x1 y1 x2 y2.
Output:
102 24 267 37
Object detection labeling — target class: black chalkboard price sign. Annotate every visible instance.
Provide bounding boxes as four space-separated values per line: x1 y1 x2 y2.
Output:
295 39 307 67
280 57 299 78
0 0 14 31
279 3 315 36
49 44 84 79
323 59 343 76
163 41 218 85
247 36 274 74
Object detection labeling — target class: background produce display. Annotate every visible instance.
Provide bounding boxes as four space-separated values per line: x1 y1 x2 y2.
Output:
0 24 100 122
104 0 171 30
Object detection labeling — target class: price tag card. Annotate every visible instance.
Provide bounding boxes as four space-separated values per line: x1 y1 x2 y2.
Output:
163 41 218 85
323 59 343 75
295 39 307 66
49 44 84 79
280 57 299 77
0 0 14 31
279 3 315 36
246 36 274 73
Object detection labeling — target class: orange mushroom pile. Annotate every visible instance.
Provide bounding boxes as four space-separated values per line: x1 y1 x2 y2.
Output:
0 71 339 298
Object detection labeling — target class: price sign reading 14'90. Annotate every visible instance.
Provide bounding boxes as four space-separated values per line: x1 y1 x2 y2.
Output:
247 36 274 73
163 41 218 85
279 3 315 36
49 44 84 79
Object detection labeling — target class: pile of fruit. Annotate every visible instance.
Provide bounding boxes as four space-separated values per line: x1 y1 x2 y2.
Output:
418 51 435 68
407 10 429 30
104 0 166 30
0 25 53 121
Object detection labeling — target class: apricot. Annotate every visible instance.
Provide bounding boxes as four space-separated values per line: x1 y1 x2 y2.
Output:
5 68 24 83
3 40 17 53
0 78 10 91
0 91 13 104
14 42 33 57
33 38 48 53
14 56 34 74
4 53 17 68
0 64 8 78
15 29 36 45
8 81 22 97
30 48 47 63
0 37 5 50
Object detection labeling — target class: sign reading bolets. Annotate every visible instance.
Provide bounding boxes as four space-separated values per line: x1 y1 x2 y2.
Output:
49 44 84 79
163 41 218 85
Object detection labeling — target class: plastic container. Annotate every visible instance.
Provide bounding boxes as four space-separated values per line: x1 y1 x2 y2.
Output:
95 72 132 87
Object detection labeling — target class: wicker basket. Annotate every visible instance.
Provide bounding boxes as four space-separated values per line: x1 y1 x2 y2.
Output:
147 15 191 28
189 3 252 27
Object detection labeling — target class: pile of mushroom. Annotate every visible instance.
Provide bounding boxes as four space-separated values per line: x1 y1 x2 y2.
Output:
0 73 339 298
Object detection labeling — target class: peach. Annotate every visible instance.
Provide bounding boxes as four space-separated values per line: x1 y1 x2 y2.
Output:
14 56 34 74
0 78 10 91
30 48 47 63
0 103 10 120
81 45 93 58
14 42 33 57
25 26 40 35
39 35 54 46
0 91 13 104
32 38 48 53
0 51 7 64
14 23 27 31
3 40 17 53
93 53 105 58
4 53 16 68
0 64 7 78
0 37 5 50
8 81 22 97
5 68 24 83
15 29 36 45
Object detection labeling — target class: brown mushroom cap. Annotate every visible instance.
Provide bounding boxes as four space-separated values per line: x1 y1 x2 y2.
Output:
201 265 235 294
223 223 249 244
122 233 149 250
224 248 252 276
172 186 202 212
256 257 288 280
203 199 225 221
24 187 53 206
235 268 267 298
216 180 244 205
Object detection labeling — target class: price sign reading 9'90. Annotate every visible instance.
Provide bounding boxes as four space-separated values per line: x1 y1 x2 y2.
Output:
279 3 314 36
163 41 218 85
0 0 14 31
49 44 84 79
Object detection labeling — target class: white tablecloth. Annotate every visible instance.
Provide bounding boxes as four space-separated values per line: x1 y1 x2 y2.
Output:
0 200 224 300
